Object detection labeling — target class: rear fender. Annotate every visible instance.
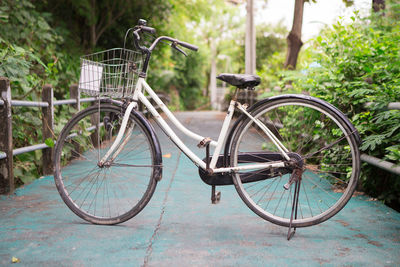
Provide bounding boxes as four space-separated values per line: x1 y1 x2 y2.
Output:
223 94 361 166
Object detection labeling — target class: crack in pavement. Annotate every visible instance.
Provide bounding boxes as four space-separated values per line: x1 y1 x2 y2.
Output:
142 149 182 267
142 116 195 266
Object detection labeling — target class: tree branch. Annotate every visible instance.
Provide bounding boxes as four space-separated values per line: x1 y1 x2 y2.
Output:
95 8 126 44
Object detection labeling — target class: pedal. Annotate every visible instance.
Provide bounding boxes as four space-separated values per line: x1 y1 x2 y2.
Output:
211 185 221 204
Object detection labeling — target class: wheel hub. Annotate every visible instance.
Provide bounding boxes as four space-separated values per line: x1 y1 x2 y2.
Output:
97 161 111 168
283 153 304 190
285 152 304 170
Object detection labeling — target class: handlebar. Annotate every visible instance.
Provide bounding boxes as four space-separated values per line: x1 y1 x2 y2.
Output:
130 20 198 55
175 40 198 51
129 19 198 77
141 26 156 35
148 36 198 53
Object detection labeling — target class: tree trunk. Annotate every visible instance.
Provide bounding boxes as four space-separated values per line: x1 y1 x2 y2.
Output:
90 0 97 48
284 0 305 70
372 0 385 14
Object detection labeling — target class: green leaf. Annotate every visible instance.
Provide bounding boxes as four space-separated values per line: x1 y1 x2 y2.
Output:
37 18 50 30
45 138 55 148
30 53 49 70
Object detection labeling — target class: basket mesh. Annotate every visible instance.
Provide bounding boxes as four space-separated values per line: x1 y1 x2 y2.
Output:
78 48 143 98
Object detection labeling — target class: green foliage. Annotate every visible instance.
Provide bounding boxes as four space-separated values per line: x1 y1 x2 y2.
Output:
255 23 287 71
36 0 170 49
293 10 400 208
0 0 215 186
233 22 288 91
149 0 242 110
170 50 207 110
252 23 292 94
44 138 55 148
0 0 71 185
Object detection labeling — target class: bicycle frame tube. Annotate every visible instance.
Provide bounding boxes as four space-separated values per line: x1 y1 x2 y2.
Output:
209 100 235 169
98 77 288 172
137 79 287 172
235 103 290 161
141 80 217 147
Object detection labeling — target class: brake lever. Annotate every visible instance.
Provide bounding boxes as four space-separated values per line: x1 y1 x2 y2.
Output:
171 42 187 57
133 29 141 41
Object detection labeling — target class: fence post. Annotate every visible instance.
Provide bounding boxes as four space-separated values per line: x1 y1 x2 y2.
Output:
42 84 54 175
0 77 14 194
69 84 80 111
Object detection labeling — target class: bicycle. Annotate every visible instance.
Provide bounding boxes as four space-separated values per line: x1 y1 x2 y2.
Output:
54 19 361 240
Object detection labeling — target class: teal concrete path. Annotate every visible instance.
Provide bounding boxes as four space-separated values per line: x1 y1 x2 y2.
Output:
1 111 399 266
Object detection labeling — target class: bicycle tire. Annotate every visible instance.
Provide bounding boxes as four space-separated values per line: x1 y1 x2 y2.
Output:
230 97 360 227
54 103 160 225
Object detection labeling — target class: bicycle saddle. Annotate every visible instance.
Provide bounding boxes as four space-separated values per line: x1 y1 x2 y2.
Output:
216 73 261 89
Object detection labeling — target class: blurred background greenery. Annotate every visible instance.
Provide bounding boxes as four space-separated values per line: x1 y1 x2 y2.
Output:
0 0 399 210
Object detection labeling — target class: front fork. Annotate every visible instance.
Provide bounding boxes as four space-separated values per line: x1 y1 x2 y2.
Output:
98 101 137 166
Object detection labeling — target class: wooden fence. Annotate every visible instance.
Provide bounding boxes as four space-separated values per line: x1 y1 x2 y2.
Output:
0 77 167 194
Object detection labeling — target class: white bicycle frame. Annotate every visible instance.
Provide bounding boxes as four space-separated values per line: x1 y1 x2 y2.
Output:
100 77 290 173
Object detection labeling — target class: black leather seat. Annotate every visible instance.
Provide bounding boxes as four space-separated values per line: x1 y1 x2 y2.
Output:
216 73 261 89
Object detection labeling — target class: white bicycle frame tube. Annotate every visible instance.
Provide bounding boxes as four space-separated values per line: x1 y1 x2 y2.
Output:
235 102 290 160
209 100 235 168
139 78 286 172
100 77 287 172
142 80 218 148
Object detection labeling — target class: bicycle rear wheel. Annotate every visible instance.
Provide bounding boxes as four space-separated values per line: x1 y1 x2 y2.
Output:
54 103 160 225
230 97 360 227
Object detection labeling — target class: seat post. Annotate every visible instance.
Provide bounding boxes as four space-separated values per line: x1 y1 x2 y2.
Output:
232 88 239 101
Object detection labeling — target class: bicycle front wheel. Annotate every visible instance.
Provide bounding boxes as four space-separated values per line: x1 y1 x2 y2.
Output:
230 97 360 227
54 103 160 225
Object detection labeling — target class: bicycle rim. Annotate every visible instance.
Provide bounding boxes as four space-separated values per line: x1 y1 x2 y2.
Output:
230 99 360 227
54 104 157 224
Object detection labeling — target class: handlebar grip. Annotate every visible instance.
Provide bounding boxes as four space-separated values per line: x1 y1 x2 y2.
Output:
141 26 156 35
177 40 198 51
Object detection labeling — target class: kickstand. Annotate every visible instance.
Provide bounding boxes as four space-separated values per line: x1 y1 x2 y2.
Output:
287 178 301 240
211 185 221 204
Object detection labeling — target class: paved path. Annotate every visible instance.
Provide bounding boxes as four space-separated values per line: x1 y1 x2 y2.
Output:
1 111 399 266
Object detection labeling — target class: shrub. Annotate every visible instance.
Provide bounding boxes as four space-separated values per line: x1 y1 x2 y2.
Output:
294 11 400 209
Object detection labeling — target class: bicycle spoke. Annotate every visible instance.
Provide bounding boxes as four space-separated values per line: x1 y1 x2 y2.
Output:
65 167 102 196
55 104 157 224
304 130 357 160
231 99 359 227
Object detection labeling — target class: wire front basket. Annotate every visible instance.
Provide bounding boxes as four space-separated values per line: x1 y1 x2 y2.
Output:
78 48 142 98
